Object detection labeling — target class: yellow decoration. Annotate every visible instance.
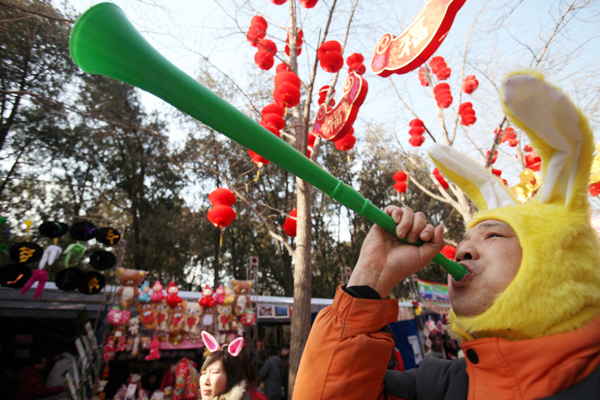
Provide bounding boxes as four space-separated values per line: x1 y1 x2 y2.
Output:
589 142 600 184
509 169 541 203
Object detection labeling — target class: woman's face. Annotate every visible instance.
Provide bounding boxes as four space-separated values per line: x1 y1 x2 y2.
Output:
200 360 227 399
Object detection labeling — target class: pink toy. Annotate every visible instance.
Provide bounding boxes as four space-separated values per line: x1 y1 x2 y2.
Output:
145 338 160 361
151 280 165 302
108 308 131 326
20 269 48 300
215 284 225 304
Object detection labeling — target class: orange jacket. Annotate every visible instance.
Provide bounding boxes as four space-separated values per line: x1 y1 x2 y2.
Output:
293 286 600 400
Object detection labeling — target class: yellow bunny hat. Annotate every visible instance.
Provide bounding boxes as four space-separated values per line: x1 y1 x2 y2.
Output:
429 71 600 341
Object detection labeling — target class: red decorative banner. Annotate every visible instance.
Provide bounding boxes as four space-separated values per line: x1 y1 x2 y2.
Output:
371 0 466 77
313 72 368 141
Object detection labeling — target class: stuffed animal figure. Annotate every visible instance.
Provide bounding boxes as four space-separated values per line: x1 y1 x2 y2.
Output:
183 301 202 339
145 338 160 361
229 316 245 336
169 331 185 347
200 305 216 332
169 300 187 333
128 316 140 335
116 268 148 308
429 71 600 341
112 325 127 352
214 284 225 304
223 286 234 305
231 280 253 316
108 307 131 326
155 299 169 331
166 281 183 309
138 281 151 303
173 358 199 400
216 304 234 331
239 307 256 326
199 285 215 308
151 280 165 303
136 302 157 330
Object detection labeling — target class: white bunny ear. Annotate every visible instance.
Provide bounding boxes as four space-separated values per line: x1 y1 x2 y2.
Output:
201 331 220 353
429 144 516 211
227 337 245 357
502 72 593 209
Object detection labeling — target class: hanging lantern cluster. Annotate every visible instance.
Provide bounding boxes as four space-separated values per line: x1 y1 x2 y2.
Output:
273 70 301 108
207 188 237 229
247 16 268 46
429 56 451 80
299 0 318 8
317 85 335 107
486 149 498 165
285 29 303 56
525 149 541 172
458 102 476 126
346 53 366 75
282 208 297 236
434 83 452 108
433 168 449 189
334 128 356 152
254 39 277 70
408 118 425 147
260 103 285 136
393 171 409 193
418 67 429 87
498 127 518 147
317 41 344 73
462 75 479 94
440 245 456 260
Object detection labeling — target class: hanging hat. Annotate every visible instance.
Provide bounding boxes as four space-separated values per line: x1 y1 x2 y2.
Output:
79 271 106 295
89 250 117 271
95 227 121 246
38 221 69 238
69 221 97 241
55 267 85 291
9 242 43 264
0 263 32 288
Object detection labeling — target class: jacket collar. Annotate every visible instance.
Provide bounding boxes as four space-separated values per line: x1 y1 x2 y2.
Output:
206 380 249 400
460 314 600 399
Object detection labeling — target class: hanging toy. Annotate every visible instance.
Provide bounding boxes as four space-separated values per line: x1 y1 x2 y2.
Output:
223 286 235 305
108 307 131 326
10 221 43 265
151 280 166 302
199 285 215 308
128 316 140 335
20 242 63 299
136 302 157 330
214 284 226 304
116 268 148 308
240 307 256 326
95 227 121 246
145 338 161 361
138 281 152 303
166 281 183 308
64 243 86 268
69 221 97 241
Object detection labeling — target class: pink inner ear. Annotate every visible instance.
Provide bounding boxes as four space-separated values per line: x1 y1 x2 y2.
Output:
228 337 244 357
202 331 220 352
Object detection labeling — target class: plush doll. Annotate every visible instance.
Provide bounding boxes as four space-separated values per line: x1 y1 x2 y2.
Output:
128 316 140 335
108 307 131 326
200 305 216 332
155 299 169 332
169 300 187 333
214 284 226 304
116 268 148 308
166 281 182 309
113 325 127 352
183 301 203 339
145 338 160 361
168 331 185 347
231 280 253 316
429 72 600 341
216 304 234 331
199 285 215 308
136 302 157 330
223 286 235 305
138 281 151 303
229 316 245 336
150 280 165 303
239 307 256 326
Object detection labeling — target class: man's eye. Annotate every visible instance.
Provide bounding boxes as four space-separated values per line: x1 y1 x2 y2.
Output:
487 233 502 239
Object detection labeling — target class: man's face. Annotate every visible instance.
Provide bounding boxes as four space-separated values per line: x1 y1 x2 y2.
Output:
450 220 522 317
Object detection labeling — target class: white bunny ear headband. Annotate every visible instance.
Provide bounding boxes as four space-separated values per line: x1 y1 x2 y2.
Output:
202 331 244 357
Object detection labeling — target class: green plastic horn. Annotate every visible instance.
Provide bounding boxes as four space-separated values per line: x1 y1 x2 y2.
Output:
69 3 467 281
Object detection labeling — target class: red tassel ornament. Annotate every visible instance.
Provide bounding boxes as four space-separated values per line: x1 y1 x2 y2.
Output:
462 75 479 94
458 102 476 126
434 83 452 108
429 56 451 80
408 118 425 147
418 67 429 86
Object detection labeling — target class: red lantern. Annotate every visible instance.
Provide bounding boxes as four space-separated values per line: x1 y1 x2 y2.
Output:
433 83 452 108
408 118 425 147
248 150 270 167
285 29 303 56
394 182 409 193
307 132 317 158
262 103 285 117
261 113 285 131
247 16 268 47
462 75 479 94
418 67 429 86
409 135 425 147
486 150 498 164
271 0 287 4
318 85 336 106
254 51 274 70
429 56 451 80
499 127 518 147
441 245 456 260
394 171 408 182
283 208 297 236
347 53 366 75
207 205 236 229
318 41 344 73
334 129 356 151
299 0 318 8
273 82 301 108
393 171 409 193
274 71 301 88
491 168 502 177
260 121 281 137
433 168 449 189
525 151 541 172
276 63 291 74
589 182 600 197
209 188 236 206
524 144 533 153
458 102 476 126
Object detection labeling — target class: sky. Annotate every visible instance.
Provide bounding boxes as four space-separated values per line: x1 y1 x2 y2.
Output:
61 0 600 212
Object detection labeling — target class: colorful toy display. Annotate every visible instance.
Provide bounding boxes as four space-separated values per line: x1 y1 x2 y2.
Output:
117 268 148 308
